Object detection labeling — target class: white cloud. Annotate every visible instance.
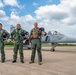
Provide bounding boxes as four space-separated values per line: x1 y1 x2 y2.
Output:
23 15 35 22
33 2 38 7
9 12 35 24
34 0 76 37
3 0 19 7
0 0 24 9
0 10 6 17
8 11 35 31
35 5 68 20
0 0 4 7
0 10 8 21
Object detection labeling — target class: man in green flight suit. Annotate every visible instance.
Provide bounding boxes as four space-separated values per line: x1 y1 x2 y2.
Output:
29 22 45 65
11 24 28 63
0 23 9 63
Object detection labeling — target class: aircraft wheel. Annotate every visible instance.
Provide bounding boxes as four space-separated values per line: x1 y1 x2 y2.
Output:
51 48 55 52
28 47 31 49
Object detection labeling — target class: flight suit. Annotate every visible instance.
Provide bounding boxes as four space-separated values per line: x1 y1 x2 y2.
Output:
30 28 42 62
11 28 27 61
0 29 9 62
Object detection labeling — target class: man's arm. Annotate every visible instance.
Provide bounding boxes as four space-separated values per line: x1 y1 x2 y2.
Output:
23 30 29 35
22 30 29 39
39 28 46 36
29 30 33 43
3 30 10 40
6 31 10 39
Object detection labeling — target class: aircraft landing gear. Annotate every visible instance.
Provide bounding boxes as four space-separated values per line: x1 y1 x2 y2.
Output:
51 43 57 52
51 47 55 52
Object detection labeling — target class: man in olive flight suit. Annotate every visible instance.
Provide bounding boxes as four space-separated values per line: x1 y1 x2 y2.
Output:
11 24 28 63
0 23 9 63
29 22 45 65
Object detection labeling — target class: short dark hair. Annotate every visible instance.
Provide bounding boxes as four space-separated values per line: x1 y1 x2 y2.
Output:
17 24 21 26
0 23 2 26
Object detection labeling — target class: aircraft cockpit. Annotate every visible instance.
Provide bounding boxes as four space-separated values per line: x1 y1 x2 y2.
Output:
53 31 62 35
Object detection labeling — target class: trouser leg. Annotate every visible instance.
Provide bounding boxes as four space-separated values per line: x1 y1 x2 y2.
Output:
13 43 19 60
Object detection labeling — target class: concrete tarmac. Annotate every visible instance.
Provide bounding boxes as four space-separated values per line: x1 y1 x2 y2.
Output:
0 46 76 75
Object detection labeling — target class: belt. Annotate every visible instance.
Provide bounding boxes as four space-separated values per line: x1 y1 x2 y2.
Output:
32 38 40 39
32 38 41 40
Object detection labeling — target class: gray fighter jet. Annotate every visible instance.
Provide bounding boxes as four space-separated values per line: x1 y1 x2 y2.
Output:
41 30 76 52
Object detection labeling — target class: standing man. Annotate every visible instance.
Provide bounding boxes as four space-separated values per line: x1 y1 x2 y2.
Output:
29 22 45 65
0 23 9 63
11 24 28 63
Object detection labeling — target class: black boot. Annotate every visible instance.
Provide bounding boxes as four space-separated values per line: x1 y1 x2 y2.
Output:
12 60 16 63
1 59 5 63
21 60 24 63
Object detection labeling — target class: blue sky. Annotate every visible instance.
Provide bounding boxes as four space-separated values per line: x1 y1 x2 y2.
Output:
19 0 60 16
0 0 60 16
0 0 76 37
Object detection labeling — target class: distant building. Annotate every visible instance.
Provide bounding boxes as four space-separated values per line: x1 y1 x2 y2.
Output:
10 25 15 33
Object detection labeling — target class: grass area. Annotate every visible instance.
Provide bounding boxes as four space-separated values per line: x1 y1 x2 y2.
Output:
4 41 14 45
4 42 76 47
5 45 13 47
4 42 14 48
58 44 76 46
42 43 76 47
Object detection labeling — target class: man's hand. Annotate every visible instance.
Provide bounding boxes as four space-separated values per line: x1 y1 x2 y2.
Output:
4 38 8 40
42 32 46 36
29 42 31 45
11 39 14 42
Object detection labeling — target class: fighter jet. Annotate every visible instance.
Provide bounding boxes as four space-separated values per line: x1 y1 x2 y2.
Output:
41 29 76 52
